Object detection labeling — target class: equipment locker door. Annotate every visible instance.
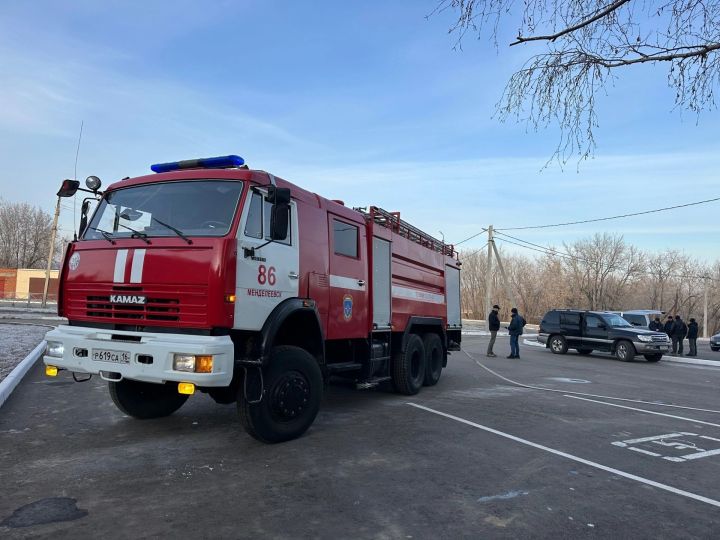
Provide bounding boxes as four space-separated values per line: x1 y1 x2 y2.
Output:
327 214 368 339
372 237 391 329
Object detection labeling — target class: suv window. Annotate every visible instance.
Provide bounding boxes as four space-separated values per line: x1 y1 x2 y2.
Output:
542 311 560 325
560 312 580 326
586 315 605 329
622 314 647 327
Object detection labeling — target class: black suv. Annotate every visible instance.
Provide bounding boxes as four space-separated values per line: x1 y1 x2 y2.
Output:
538 309 671 362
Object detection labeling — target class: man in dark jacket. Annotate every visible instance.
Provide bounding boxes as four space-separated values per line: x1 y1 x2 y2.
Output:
664 316 674 337
507 307 525 359
649 317 663 332
672 315 687 355
686 318 699 356
487 304 500 357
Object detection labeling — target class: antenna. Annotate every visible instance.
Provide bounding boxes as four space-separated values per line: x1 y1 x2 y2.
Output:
72 121 84 239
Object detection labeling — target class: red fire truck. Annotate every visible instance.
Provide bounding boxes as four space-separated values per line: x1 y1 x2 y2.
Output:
44 155 462 442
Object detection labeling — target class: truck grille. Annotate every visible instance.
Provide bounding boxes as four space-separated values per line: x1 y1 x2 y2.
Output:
651 334 670 342
86 295 180 322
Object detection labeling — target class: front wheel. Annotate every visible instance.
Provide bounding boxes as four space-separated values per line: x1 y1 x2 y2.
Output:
422 333 444 386
238 346 323 444
392 334 426 395
109 379 188 419
549 335 568 354
615 340 636 362
644 354 662 362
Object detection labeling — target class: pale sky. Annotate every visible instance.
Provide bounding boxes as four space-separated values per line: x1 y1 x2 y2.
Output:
1 0 718 260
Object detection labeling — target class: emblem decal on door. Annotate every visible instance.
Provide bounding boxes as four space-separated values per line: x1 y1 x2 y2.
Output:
343 294 353 321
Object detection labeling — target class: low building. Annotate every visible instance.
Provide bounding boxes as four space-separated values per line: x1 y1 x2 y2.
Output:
0 268 59 301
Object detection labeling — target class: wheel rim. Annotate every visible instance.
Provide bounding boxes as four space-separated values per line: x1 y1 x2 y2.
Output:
618 344 627 358
270 371 310 422
551 339 563 352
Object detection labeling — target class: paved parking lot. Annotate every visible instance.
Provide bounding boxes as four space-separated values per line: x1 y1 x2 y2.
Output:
2 334 719 538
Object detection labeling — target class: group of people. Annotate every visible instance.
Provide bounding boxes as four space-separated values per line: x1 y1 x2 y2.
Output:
487 304 525 358
649 315 699 356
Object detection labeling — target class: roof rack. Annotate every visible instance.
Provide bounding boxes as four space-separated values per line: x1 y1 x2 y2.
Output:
358 206 457 258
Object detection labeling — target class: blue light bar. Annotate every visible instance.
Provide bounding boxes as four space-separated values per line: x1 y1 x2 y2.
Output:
151 155 245 173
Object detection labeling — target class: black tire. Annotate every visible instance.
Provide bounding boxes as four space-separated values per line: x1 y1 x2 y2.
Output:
576 349 593 355
644 354 662 362
549 335 568 354
392 334 426 395
238 346 323 444
615 340 636 362
711 347 719 352
109 379 188 419
422 333 444 387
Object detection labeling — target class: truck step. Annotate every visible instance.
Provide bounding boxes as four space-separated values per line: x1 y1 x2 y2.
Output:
326 362 363 374
356 376 391 390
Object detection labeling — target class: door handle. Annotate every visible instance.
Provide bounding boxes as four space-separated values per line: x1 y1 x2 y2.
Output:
357 279 365 286
289 271 299 279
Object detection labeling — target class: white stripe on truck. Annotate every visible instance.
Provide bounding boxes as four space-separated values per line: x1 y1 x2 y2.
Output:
392 285 445 304
114 250 128 283
130 249 146 283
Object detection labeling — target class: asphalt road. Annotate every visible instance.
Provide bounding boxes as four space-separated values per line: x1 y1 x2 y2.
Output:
1 334 720 538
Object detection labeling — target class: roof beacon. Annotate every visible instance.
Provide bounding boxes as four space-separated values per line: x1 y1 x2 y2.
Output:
151 155 245 173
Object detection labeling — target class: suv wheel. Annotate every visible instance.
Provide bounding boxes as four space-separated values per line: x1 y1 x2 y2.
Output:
549 335 568 354
615 340 635 362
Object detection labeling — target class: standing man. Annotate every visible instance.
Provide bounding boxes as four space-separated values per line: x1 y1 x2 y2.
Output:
487 304 500 357
649 317 663 332
507 307 525 359
687 317 699 357
672 315 687 355
664 316 674 338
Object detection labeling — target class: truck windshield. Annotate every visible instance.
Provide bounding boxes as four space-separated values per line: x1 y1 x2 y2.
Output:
604 314 632 328
83 180 243 240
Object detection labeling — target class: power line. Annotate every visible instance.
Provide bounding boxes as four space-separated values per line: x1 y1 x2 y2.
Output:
495 195 720 231
455 228 488 246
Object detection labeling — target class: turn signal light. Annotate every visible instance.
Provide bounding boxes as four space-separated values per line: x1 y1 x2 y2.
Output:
178 382 195 395
225 294 236 303
45 365 58 377
195 355 213 373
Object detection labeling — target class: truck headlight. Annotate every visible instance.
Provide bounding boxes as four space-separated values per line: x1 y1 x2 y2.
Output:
46 341 65 357
173 354 213 373
637 335 653 342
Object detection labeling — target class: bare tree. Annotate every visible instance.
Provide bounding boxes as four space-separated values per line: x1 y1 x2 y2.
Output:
435 0 720 162
0 199 55 269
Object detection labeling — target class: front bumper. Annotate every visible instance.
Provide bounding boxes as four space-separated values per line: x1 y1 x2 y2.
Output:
633 341 671 354
43 325 234 386
538 333 549 345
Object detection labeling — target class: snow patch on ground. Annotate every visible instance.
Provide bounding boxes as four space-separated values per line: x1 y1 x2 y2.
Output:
0 324 50 382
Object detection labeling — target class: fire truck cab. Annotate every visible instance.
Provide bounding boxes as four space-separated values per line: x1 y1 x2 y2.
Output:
45 155 461 443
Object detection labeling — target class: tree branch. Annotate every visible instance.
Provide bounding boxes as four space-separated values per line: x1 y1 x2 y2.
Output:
510 0 633 46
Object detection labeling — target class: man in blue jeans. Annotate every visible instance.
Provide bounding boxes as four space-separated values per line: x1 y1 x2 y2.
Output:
507 307 525 358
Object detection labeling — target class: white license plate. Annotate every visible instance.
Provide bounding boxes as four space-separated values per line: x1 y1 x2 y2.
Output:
92 348 131 364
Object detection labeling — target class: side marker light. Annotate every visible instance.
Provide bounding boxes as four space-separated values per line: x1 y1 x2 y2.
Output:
46 365 59 377
178 382 195 395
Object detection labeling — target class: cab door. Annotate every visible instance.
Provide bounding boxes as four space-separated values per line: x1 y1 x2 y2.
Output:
234 189 299 331
327 214 368 339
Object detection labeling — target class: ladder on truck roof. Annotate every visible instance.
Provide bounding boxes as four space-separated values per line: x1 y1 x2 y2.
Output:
357 206 457 258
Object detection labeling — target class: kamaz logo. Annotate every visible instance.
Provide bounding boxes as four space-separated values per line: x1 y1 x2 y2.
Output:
110 295 147 305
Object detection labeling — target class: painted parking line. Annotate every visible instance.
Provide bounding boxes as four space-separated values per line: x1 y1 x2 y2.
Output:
407 402 720 509
563 395 720 428
612 432 720 463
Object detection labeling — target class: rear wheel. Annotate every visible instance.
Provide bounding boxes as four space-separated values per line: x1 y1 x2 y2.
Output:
644 354 662 362
549 335 568 354
109 379 188 419
392 334 426 395
711 347 719 352
238 346 323 444
615 340 636 362
576 349 593 355
422 333 444 386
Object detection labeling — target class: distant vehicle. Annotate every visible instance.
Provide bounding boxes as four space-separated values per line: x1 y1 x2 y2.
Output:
711 334 720 352
615 309 665 329
538 309 671 362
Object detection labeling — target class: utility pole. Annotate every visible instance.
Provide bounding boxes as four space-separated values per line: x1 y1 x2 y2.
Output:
485 225 494 331
704 276 709 338
42 196 61 307
491 240 518 310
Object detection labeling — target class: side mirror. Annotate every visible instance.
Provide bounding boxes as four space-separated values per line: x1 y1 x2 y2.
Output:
79 199 91 236
270 203 289 241
57 179 80 198
267 186 291 205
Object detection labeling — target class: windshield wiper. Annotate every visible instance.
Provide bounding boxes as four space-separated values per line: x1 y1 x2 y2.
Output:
117 223 151 244
151 217 193 245
87 227 116 245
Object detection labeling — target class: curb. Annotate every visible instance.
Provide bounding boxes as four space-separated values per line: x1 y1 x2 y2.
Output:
0 340 46 409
